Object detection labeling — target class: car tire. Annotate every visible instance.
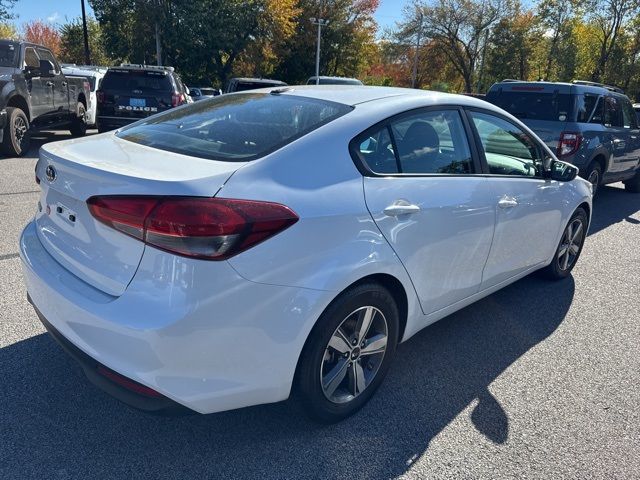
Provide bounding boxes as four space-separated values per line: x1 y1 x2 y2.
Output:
542 207 588 280
583 161 602 195
1 107 30 157
69 102 87 137
296 282 399 423
624 172 640 193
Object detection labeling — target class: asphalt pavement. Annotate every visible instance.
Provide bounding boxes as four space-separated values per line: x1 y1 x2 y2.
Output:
0 130 638 479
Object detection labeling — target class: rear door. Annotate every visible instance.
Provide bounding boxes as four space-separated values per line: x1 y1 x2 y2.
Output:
466 109 564 287
619 97 640 175
358 107 496 314
602 95 639 175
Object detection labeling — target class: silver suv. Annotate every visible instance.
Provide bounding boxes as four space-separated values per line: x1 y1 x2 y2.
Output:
487 80 640 194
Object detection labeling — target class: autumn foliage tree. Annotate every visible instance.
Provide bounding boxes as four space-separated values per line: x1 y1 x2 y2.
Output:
23 20 61 56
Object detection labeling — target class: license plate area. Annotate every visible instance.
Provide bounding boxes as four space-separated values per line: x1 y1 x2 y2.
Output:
129 98 146 107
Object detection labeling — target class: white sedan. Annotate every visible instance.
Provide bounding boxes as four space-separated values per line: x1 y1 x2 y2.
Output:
20 86 592 423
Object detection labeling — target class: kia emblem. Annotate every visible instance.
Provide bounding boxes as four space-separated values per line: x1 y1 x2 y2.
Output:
45 165 56 183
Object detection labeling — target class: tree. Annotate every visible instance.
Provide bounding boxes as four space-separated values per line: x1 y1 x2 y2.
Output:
59 17 112 65
537 0 583 80
23 20 61 56
0 0 16 22
396 0 505 93
0 22 18 40
586 0 640 81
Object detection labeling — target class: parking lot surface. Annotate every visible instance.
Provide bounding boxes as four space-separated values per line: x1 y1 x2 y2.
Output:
1 131 639 479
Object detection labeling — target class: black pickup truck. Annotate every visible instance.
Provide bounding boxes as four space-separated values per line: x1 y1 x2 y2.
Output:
0 40 90 156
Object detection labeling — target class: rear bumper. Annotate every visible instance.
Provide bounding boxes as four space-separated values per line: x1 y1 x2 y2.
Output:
29 295 188 413
20 220 332 414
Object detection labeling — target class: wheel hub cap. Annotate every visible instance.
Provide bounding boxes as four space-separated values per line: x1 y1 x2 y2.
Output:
320 306 388 404
557 218 584 271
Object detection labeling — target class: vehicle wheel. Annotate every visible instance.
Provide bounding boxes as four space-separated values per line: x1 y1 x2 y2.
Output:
542 207 588 280
1 107 30 157
583 161 602 195
296 282 399 423
69 102 87 137
624 172 640 193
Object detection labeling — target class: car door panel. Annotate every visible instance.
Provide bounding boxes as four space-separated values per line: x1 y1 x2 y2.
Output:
24 46 53 119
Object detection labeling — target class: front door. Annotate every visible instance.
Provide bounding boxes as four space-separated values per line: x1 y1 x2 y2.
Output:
466 110 565 288
23 46 53 119
357 108 496 315
603 95 640 176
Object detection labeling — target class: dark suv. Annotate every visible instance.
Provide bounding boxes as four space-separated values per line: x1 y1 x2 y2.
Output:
487 80 640 193
96 64 190 132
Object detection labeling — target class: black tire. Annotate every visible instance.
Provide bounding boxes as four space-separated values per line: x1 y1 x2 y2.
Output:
624 172 640 193
1 107 30 157
69 102 87 137
296 282 399 423
582 161 602 196
542 207 588 280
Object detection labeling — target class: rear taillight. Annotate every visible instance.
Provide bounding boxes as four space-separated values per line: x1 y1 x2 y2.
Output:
96 90 105 103
87 196 298 260
171 92 185 107
557 132 582 157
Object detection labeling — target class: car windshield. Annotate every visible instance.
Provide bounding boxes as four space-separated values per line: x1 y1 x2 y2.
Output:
117 93 353 161
487 90 574 121
200 88 216 95
0 42 19 68
101 70 172 92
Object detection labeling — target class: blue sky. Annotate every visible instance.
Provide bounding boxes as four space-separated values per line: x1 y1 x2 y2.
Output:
14 0 404 30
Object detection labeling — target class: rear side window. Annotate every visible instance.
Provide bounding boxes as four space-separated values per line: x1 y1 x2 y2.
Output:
621 99 637 129
352 109 473 174
36 48 59 72
102 70 173 92
576 94 601 123
117 93 352 161
487 89 573 122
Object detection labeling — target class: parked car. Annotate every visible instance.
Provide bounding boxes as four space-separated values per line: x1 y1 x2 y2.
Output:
189 87 221 101
307 76 363 85
22 86 591 423
0 40 90 156
61 65 108 127
633 103 640 124
487 80 640 193
96 64 191 133
225 77 287 93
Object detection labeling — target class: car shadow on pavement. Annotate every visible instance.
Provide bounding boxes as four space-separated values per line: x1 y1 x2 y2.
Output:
588 185 640 236
0 275 574 479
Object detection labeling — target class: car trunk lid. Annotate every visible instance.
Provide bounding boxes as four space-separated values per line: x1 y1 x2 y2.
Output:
34 134 242 296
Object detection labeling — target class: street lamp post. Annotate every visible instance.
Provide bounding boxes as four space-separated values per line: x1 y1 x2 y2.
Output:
80 0 91 65
310 17 329 85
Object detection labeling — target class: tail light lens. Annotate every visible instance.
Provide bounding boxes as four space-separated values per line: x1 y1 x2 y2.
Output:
171 93 185 107
87 196 298 260
557 132 582 157
96 90 105 103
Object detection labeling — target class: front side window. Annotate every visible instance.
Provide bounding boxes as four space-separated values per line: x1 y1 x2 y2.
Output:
117 93 352 161
470 111 543 177
352 109 473 174
24 47 39 68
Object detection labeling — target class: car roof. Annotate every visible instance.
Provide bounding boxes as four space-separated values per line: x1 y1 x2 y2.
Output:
232 78 287 84
257 85 497 109
489 80 625 96
62 67 106 77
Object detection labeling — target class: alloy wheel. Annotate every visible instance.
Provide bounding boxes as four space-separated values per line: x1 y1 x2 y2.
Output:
557 218 585 271
587 169 600 194
14 116 27 148
320 306 388 404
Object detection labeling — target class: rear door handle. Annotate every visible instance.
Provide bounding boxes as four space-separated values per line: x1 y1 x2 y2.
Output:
45 81 54 87
383 201 421 216
61 81 67 87
498 197 518 209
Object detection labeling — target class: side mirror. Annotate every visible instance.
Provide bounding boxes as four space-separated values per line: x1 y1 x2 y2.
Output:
549 160 579 182
38 59 56 77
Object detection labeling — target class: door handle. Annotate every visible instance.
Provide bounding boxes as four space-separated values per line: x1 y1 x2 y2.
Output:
45 81 54 87
497 197 518 209
383 201 421 216
62 81 67 87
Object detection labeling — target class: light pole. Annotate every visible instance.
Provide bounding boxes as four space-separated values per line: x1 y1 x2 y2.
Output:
310 17 329 85
411 9 423 89
80 0 91 65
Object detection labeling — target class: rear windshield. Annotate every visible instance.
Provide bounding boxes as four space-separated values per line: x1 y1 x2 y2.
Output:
200 88 216 95
0 42 19 68
487 89 574 122
101 70 173 93
117 93 353 161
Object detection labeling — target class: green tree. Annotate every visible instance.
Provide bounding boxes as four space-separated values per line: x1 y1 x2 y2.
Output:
0 0 16 21
0 22 18 40
59 17 112 66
